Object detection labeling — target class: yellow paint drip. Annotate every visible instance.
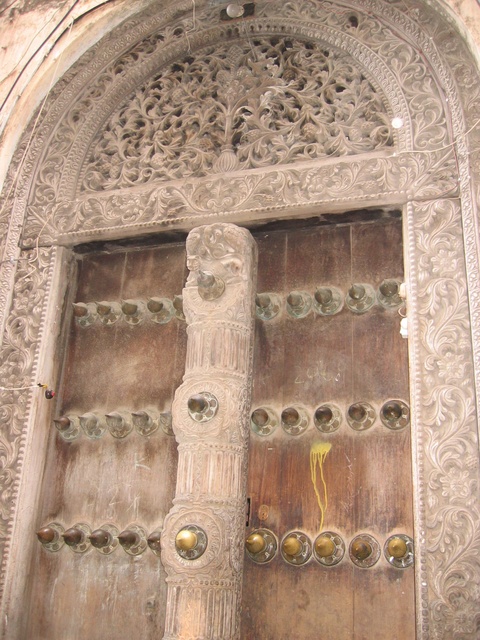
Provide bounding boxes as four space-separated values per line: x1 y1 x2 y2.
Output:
310 442 332 531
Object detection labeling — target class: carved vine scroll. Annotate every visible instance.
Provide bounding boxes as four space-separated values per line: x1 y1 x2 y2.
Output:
161 223 257 640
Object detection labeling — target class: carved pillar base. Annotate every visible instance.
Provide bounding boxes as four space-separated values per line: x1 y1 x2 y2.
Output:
161 223 257 640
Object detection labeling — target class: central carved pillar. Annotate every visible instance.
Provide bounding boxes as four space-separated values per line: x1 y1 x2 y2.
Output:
161 223 257 640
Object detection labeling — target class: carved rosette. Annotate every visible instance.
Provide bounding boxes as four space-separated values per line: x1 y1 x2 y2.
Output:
161 223 257 640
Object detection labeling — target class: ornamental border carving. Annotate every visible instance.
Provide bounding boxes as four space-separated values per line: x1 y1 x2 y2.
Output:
0 0 479 638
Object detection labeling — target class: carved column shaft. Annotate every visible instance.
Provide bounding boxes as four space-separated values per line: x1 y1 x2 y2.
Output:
161 223 257 640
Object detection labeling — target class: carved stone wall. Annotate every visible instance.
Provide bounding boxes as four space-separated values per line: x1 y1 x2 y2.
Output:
0 0 479 638
161 223 256 639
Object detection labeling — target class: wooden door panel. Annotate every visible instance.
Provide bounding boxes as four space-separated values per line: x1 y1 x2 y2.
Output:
27 243 187 639
242 218 415 640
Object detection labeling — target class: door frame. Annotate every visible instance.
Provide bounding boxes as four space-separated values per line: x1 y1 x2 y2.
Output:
0 1 479 637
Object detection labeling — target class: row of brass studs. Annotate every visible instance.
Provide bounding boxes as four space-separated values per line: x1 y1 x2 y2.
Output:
250 400 410 436
255 279 404 320
245 530 414 569
72 296 185 327
37 523 162 556
54 410 173 441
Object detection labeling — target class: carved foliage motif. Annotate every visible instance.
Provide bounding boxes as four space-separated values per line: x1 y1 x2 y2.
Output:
161 224 256 639
81 36 392 191
412 199 480 638
0 247 55 593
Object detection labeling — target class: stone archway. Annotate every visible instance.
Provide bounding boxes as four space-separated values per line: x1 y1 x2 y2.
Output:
0 0 479 637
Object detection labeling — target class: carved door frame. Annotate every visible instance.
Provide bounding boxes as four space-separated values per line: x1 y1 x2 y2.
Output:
0 0 479 637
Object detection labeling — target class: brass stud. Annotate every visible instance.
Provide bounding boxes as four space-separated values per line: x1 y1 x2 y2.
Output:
282 536 303 557
175 529 198 551
54 416 71 432
246 533 267 555
188 394 208 415
315 406 333 425
255 293 271 309
121 300 138 316
379 280 399 298
287 292 303 309
37 527 56 544
63 528 84 546
281 407 300 427
147 298 164 313
96 302 112 316
118 530 140 550
315 535 336 558
72 303 88 318
314 288 333 305
351 539 372 561
349 284 366 301
197 270 216 288
147 531 162 553
251 408 269 428
382 402 403 422
387 537 408 559
348 403 367 422
89 529 112 549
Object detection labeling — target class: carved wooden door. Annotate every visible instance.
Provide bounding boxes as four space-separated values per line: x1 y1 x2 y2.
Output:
28 241 188 638
242 215 416 639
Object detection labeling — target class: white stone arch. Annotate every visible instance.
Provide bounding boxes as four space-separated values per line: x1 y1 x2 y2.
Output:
0 0 478 638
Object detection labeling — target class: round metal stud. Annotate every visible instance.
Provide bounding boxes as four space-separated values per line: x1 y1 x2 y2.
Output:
106 411 133 439
197 270 225 300
349 534 381 568
380 400 410 430
313 531 345 566
245 529 277 564
255 292 281 320
63 523 91 553
281 532 312 565
281 406 309 436
147 297 175 324
384 534 414 568
377 279 403 308
314 404 342 433
187 392 218 423
175 525 207 560
159 411 174 435
54 415 81 441
286 291 312 319
72 302 97 327
250 407 278 436
147 531 162 556
118 524 147 556
121 299 146 325
173 295 185 321
345 284 375 314
132 410 159 437
79 412 106 439
346 402 376 431
36 523 64 552
89 524 119 555
96 301 122 325
226 2 245 18
313 286 343 316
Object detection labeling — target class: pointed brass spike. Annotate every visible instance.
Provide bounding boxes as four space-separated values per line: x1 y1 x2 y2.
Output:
106 412 123 425
382 402 403 421
37 527 56 544
387 537 408 559
175 529 198 551
351 539 372 561
89 529 111 549
282 536 303 557
54 416 71 432
348 403 367 422
132 410 149 426
246 532 267 554
121 300 138 316
147 531 162 552
188 394 208 414
79 413 98 429
281 407 300 426
96 302 112 316
173 296 184 314
251 408 269 428
314 288 333 305
379 280 399 298
72 303 88 318
255 293 271 309
287 292 303 308
197 270 216 288
118 530 140 549
147 298 164 313
349 284 366 301
315 406 333 424
63 528 84 546
315 536 336 558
